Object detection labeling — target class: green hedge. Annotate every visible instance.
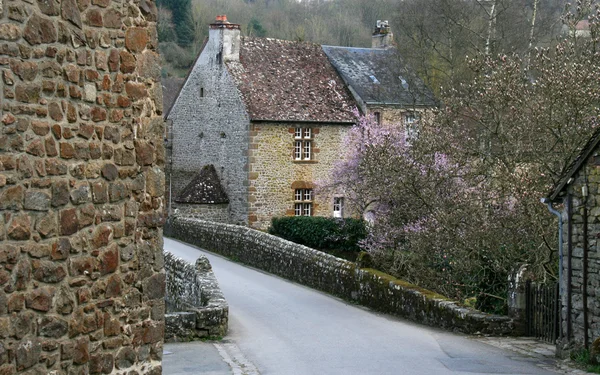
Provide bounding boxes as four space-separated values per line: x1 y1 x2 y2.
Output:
268 217 367 252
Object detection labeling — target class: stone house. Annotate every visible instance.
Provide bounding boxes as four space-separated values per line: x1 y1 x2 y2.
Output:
166 16 435 230
323 20 437 135
545 127 600 355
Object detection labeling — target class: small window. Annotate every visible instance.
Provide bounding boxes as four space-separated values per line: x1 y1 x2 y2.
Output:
294 188 313 216
294 128 312 160
373 112 381 125
333 197 344 218
404 112 419 140
200 87 204 97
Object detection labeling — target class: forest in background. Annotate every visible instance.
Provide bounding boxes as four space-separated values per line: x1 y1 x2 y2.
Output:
156 0 568 93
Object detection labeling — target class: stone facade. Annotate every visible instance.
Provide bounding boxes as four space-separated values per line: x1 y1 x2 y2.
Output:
0 1 166 374
166 23 249 226
547 129 600 355
248 123 350 229
167 216 516 336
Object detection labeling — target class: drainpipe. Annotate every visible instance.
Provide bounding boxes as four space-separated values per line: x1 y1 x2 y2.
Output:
541 198 563 296
566 193 573 340
581 182 589 349
541 198 563 344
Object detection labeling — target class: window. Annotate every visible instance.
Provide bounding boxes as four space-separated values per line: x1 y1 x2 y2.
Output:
200 87 204 97
294 127 312 160
404 112 419 140
373 112 381 125
294 188 313 216
333 197 344 218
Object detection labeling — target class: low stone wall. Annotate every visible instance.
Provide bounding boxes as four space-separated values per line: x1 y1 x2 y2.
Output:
164 251 228 341
166 216 516 335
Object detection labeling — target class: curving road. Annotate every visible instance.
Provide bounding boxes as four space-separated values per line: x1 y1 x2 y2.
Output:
164 238 559 375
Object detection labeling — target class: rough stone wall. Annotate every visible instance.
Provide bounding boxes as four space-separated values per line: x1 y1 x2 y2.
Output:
0 1 166 373
163 251 227 341
366 106 429 127
171 203 228 223
167 216 516 336
248 123 349 230
167 31 249 226
559 154 600 352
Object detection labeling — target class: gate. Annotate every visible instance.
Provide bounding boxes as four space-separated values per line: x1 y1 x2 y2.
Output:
525 281 559 343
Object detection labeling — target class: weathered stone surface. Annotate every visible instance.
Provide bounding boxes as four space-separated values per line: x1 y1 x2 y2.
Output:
37 0 60 16
142 273 165 300
26 287 55 312
146 166 164 197
101 163 118 181
125 82 147 101
115 347 136 369
36 212 57 238
0 24 21 41
24 191 51 211
38 316 68 338
15 338 41 371
23 14 58 45
59 208 78 235
0 185 24 210
0 1 165 373
32 260 66 283
125 28 148 53
8 214 32 240
61 0 82 28
51 179 70 207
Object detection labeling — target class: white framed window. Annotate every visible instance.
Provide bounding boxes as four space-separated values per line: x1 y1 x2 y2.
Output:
294 188 313 216
294 127 312 160
333 197 344 218
404 112 419 140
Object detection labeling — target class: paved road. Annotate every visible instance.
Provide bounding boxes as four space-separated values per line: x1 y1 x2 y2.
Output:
164 238 559 375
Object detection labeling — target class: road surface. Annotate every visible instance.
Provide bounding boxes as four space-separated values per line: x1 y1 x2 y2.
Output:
164 238 559 375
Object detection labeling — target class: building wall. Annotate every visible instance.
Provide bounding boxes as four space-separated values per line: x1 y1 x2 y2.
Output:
559 154 600 352
248 122 350 230
168 29 249 225
0 1 165 374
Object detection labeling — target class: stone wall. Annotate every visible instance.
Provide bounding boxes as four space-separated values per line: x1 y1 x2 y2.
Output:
164 251 228 341
166 216 515 336
558 155 600 353
171 203 229 223
167 26 249 226
248 123 350 230
0 1 166 374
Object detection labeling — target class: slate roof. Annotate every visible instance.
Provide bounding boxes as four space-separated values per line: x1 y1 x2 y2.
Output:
175 165 229 204
162 77 185 118
321 46 437 107
547 126 600 202
226 37 356 123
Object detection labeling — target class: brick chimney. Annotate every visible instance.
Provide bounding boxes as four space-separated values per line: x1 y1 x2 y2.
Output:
372 20 393 49
209 15 241 62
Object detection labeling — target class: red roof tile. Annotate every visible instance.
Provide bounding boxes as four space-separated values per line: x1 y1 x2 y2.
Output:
227 37 356 123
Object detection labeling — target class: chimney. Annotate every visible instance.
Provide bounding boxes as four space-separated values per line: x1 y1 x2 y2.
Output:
372 20 393 49
209 15 241 62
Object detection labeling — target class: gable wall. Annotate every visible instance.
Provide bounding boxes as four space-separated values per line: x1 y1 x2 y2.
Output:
168 33 249 225
248 122 351 230
560 152 600 352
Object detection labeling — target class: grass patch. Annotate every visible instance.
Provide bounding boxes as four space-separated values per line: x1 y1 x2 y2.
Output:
571 348 600 374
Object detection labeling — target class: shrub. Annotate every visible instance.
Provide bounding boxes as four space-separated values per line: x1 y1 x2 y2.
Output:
268 216 367 252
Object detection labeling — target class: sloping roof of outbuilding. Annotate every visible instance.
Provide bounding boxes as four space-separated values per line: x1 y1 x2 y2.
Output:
321 46 437 108
175 165 229 204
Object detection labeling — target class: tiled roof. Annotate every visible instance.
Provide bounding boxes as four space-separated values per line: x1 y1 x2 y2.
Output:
226 37 356 123
175 165 229 204
547 126 600 202
322 46 437 107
